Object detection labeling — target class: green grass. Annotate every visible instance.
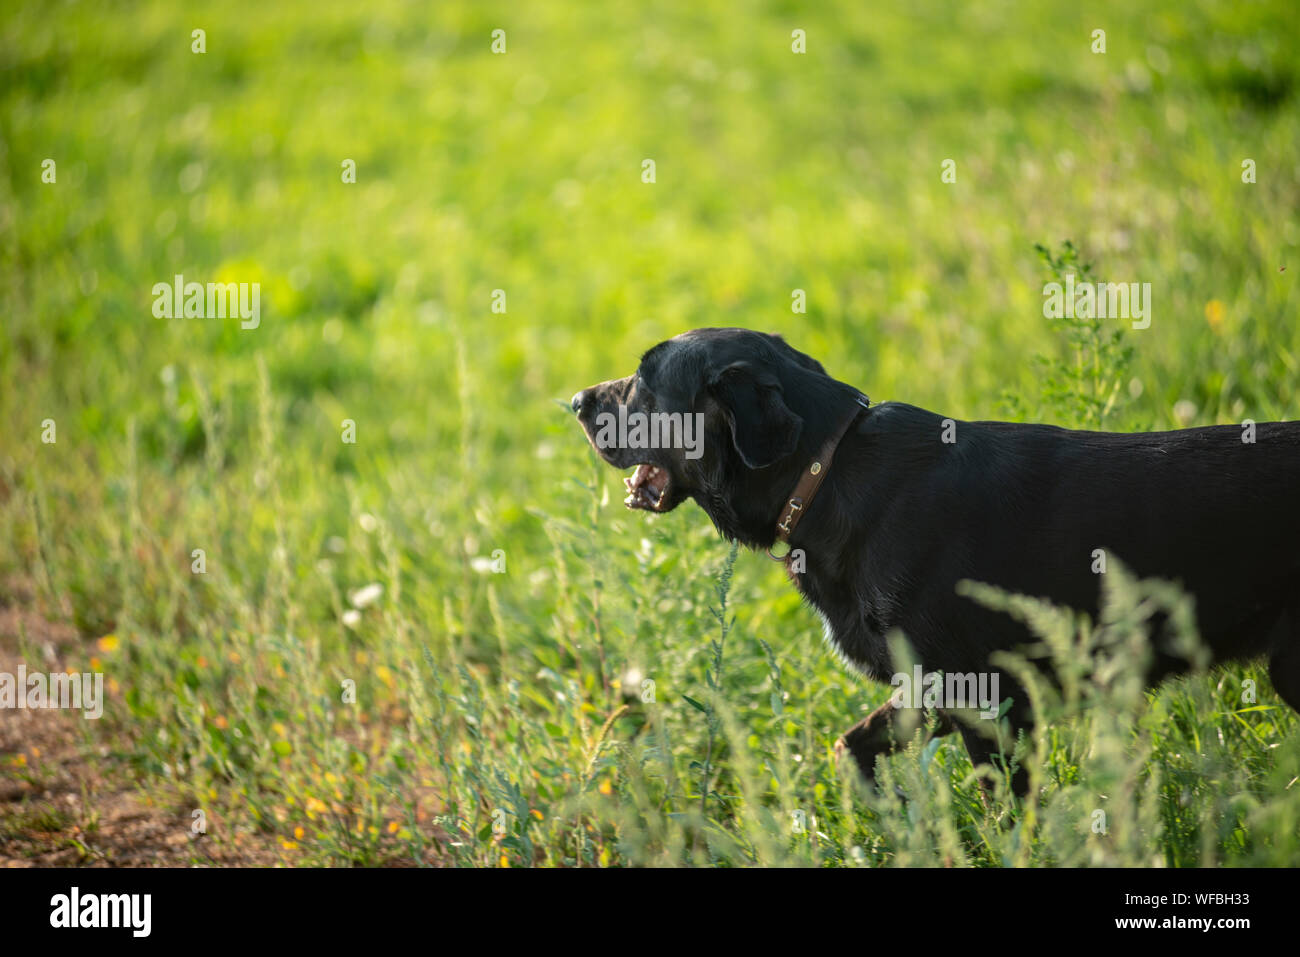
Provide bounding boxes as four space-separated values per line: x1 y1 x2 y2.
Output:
1 0 1298 865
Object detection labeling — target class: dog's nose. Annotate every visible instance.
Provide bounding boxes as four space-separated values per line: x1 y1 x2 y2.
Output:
571 390 586 415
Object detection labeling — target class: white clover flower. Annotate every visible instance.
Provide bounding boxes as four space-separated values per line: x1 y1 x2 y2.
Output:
349 583 383 608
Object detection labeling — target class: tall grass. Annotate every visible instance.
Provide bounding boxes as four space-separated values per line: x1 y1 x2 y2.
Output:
2 0 1298 865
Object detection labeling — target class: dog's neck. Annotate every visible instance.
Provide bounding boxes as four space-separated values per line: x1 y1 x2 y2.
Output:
692 383 874 552
767 393 870 560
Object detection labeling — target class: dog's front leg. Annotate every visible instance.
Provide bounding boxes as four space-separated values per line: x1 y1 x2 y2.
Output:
834 700 956 784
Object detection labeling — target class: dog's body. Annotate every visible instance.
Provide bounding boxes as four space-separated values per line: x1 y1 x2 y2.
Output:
572 328 1300 792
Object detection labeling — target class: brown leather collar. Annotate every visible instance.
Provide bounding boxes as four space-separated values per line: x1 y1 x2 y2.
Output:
768 393 870 562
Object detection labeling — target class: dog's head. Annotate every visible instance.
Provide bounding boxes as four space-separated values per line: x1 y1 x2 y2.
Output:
571 328 860 546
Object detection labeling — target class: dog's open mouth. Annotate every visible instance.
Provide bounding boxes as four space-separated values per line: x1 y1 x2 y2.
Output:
624 464 670 511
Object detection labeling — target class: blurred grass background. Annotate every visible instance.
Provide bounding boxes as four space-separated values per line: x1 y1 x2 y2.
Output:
1 0 1297 865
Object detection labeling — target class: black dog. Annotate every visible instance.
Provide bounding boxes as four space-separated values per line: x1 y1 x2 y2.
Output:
571 327 1300 794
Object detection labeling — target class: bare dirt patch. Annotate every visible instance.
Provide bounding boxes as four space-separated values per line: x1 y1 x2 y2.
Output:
0 585 282 867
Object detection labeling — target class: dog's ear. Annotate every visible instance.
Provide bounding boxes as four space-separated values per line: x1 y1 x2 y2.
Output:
707 362 803 468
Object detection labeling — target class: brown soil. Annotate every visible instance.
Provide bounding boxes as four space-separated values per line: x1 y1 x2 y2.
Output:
0 584 283 867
